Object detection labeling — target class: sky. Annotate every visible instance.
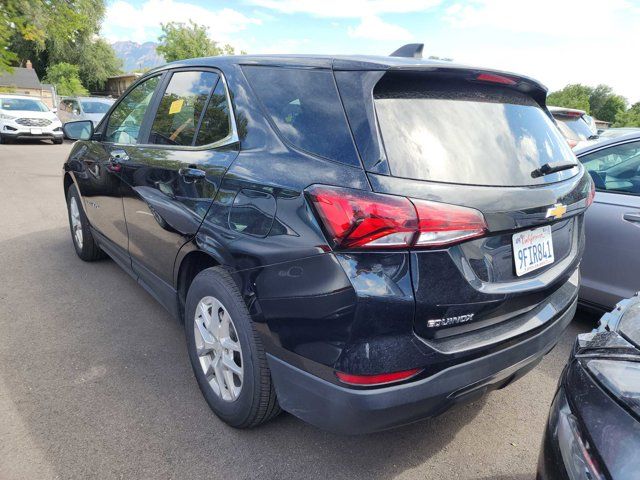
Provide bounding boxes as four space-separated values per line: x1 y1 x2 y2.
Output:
102 0 640 103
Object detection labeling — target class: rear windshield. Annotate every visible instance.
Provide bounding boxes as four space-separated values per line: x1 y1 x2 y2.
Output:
81 101 112 114
374 77 577 186
554 115 594 141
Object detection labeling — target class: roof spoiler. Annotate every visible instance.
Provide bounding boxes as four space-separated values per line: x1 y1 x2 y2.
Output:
389 43 423 59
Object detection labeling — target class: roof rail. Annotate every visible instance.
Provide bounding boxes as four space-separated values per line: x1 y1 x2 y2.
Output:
389 43 424 59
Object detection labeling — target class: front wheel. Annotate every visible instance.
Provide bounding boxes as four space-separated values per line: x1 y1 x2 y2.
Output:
53 137 63 145
185 267 281 428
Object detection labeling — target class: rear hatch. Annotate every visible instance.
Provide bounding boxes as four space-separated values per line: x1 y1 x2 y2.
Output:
338 68 592 340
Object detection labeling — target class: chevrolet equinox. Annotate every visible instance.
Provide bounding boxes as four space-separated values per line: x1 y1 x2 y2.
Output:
62 44 594 434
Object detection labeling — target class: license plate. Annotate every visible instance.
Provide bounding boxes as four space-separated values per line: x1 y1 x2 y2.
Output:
30 128 42 135
512 225 554 276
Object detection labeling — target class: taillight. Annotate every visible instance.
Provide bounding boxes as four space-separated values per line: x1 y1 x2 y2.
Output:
335 368 422 386
306 185 488 250
586 178 596 208
412 198 487 247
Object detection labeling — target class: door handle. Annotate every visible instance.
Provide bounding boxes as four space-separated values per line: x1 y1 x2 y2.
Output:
623 212 640 223
179 167 206 180
109 149 129 164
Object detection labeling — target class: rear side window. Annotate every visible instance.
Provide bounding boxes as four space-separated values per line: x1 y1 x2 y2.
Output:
195 79 231 146
149 71 219 146
243 66 359 166
374 76 578 186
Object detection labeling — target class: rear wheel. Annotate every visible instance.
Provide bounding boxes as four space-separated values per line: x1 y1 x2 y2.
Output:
53 137 63 145
66 184 104 261
185 267 281 428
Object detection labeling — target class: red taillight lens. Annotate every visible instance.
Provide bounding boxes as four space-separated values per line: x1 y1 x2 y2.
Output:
307 186 488 250
306 186 417 248
586 178 596 208
412 199 488 247
476 72 517 85
335 368 422 386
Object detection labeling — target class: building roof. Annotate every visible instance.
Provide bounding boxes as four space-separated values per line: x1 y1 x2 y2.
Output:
0 67 43 89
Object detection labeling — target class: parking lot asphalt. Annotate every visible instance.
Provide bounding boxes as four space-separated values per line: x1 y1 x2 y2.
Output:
0 141 594 480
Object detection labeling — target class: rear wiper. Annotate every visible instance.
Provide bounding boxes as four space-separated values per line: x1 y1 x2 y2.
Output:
531 161 578 178
587 134 599 140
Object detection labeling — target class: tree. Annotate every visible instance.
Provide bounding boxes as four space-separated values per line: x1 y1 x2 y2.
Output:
596 94 627 123
77 39 122 92
156 20 240 62
547 84 592 112
2 1 121 92
44 63 88 96
614 102 640 127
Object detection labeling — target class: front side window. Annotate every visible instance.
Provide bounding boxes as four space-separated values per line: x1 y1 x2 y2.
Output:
105 75 160 144
242 66 359 166
148 71 219 146
580 141 640 195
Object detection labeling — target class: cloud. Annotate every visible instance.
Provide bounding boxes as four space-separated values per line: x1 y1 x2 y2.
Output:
249 0 441 18
348 16 412 41
445 0 636 38
102 0 261 43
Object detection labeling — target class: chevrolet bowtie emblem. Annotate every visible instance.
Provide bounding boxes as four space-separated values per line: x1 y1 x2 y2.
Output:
546 203 567 219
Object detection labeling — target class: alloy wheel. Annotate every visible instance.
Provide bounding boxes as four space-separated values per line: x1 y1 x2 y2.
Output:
69 196 83 249
193 296 244 402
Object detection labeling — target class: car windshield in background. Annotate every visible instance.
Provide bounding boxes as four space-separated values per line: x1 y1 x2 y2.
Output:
554 115 594 141
80 101 112 114
0 98 49 112
373 78 577 186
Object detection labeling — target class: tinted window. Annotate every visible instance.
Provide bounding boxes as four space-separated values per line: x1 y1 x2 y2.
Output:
195 79 230 146
105 76 160 144
149 71 218 146
243 66 359 166
81 101 112 114
0 98 49 112
374 77 577 186
580 141 640 195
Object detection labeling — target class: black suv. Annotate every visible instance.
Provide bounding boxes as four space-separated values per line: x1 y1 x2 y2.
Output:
62 45 594 434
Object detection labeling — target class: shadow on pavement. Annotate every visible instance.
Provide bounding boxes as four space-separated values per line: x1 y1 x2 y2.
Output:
0 227 549 480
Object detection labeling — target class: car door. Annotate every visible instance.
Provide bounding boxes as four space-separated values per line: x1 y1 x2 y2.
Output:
74 74 163 270
117 68 239 305
579 139 640 308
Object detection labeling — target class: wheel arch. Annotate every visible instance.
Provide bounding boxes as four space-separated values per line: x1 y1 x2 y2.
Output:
175 249 221 322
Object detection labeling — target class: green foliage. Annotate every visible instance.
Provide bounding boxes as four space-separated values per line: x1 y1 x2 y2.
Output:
614 102 640 127
547 83 627 122
44 63 88 96
156 20 240 62
547 84 592 113
1 0 120 91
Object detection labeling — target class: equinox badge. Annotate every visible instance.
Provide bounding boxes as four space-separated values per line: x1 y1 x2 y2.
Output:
427 314 475 328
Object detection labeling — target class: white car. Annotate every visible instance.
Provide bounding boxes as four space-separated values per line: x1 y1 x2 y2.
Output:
0 95 64 144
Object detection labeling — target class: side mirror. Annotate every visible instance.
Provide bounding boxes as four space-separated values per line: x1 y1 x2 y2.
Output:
63 120 94 141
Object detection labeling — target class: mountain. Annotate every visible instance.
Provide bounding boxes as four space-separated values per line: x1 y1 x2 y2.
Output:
112 41 165 73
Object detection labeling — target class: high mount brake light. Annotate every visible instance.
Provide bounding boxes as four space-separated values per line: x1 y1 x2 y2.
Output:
335 368 422 386
475 73 517 86
306 186 488 250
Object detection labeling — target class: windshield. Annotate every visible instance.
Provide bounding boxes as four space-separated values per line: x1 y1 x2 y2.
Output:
554 116 594 141
0 97 49 112
80 100 112 114
374 77 577 186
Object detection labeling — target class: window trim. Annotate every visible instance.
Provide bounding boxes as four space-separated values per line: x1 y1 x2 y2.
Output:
100 67 238 151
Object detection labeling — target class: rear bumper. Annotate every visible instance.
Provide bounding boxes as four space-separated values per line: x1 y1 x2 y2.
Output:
268 295 577 435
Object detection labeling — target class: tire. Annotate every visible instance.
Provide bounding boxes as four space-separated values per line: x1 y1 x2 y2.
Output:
0 134 7 144
185 267 281 428
53 137 63 144
65 184 104 261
